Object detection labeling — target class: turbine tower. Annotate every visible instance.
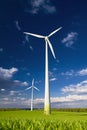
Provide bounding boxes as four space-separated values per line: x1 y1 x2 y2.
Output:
24 27 62 114
25 79 39 111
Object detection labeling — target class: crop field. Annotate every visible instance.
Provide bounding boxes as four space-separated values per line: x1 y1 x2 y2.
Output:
0 109 87 130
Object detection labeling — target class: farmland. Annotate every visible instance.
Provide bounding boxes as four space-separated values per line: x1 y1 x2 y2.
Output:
0 109 87 130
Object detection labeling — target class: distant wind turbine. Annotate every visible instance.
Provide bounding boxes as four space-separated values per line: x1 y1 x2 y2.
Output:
24 27 62 114
25 79 39 111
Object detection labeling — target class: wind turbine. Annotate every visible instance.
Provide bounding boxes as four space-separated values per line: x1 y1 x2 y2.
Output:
24 27 62 114
25 79 39 111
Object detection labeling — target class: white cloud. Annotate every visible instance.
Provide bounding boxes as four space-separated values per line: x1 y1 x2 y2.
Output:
0 79 29 94
61 68 87 77
49 70 57 82
2 98 9 101
27 0 56 14
51 95 87 102
9 90 21 96
29 46 33 51
22 35 34 51
77 68 87 76
32 94 87 104
1 92 87 108
65 94 87 102
61 70 74 76
25 35 29 43
26 72 30 76
20 98 26 101
53 68 58 71
50 78 57 82
21 82 29 86
0 67 28 92
35 80 42 84
1 89 5 92
34 98 44 104
56 59 59 63
13 80 29 87
0 48 3 52
0 67 18 79
43 4 56 14
62 32 78 47
61 80 87 94
31 0 44 8
15 20 21 31
10 91 15 96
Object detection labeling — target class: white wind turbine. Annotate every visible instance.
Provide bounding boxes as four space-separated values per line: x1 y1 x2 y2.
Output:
25 79 39 111
24 27 62 114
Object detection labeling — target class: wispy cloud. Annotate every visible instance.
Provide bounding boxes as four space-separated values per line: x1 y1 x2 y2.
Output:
77 68 87 76
61 68 87 77
61 80 87 94
22 35 29 45
1 93 87 108
51 95 87 102
1 81 87 108
0 67 18 79
53 67 58 71
26 72 30 76
56 59 59 63
9 89 27 96
22 35 34 51
29 46 33 51
24 94 87 105
2 98 9 101
0 78 29 91
24 35 29 43
61 70 74 76
0 48 3 52
25 0 56 14
62 32 78 47
50 78 57 82
49 70 57 82
0 67 29 93
9 91 16 96
15 20 21 31
13 80 29 87
1 89 5 92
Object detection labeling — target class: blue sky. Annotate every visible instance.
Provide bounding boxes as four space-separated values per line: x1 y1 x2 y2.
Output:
0 0 87 108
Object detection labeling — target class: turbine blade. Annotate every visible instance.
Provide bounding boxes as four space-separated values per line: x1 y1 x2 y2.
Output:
24 32 45 38
25 86 32 91
48 27 62 37
46 38 56 59
34 86 40 91
32 79 34 86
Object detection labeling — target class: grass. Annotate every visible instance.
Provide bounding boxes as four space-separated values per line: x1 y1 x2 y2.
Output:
0 110 87 120
0 110 87 130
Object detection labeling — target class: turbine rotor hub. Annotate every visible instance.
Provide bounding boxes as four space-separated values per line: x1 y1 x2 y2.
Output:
45 36 48 41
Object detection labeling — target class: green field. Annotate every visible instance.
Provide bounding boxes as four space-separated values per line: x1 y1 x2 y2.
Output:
0 110 87 130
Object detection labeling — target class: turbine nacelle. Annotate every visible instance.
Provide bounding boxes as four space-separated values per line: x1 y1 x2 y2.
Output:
45 36 48 41
25 79 40 91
